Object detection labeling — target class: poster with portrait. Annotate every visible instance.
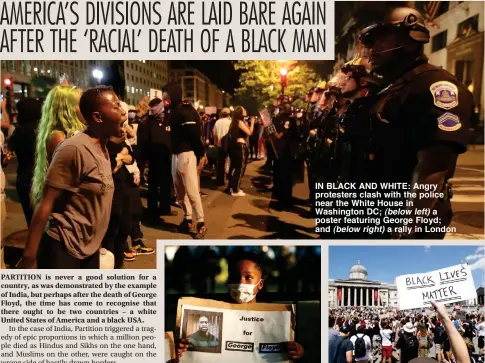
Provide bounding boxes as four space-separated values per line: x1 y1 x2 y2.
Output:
176 297 295 363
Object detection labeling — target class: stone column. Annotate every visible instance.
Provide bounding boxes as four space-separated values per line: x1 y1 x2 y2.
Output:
372 289 375 307
347 287 351 306
365 288 368 306
354 288 357 307
360 288 363 306
342 287 345 307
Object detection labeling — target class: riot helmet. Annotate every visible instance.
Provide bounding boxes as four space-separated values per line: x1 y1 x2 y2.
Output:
341 57 383 98
359 7 429 73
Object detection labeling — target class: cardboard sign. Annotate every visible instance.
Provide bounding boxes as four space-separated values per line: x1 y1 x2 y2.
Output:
258 108 272 128
396 264 477 310
176 297 294 363
379 313 389 320
150 88 163 100
456 310 467 321
165 332 176 361
204 106 217 115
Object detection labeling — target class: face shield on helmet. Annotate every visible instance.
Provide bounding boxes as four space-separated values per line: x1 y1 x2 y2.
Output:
359 8 430 72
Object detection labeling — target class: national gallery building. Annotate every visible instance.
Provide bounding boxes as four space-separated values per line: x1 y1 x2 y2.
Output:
329 261 399 307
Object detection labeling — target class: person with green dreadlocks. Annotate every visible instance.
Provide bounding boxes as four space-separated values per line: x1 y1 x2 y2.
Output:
30 85 86 208
17 85 127 269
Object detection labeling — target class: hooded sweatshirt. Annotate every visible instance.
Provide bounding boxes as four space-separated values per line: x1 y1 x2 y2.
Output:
165 82 205 157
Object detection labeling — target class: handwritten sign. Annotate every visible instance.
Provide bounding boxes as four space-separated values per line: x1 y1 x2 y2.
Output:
259 108 272 128
396 264 477 310
149 88 163 101
176 298 294 363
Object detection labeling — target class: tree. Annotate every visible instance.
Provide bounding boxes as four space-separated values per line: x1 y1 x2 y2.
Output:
30 75 57 99
234 61 320 110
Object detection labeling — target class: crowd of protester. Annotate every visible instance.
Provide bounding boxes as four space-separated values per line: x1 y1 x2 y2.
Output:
0 75 293 268
329 304 485 363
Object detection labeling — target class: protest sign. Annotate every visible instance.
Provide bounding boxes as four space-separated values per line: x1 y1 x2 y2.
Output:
396 264 477 310
165 332 176 361
379 313 389 320
204 106 217 115
456 310 467 321
176 297 294 363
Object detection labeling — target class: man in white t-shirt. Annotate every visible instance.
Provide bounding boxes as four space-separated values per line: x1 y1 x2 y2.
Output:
212 108 232 185
350 325 372 363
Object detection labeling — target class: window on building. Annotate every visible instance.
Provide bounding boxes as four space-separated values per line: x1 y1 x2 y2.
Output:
131 87 135 94
1 60 6 71
26 61 31 76
457 15 479 39
9 61 16 72
431 30 447 52
455 59 474 89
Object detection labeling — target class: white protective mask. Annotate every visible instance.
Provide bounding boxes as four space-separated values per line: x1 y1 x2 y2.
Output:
228 280 262 303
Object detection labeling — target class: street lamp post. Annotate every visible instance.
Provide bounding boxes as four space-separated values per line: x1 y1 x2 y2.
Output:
279 68 288 95
92 69 103 85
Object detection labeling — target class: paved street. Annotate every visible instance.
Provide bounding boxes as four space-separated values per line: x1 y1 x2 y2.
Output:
2 146 484 269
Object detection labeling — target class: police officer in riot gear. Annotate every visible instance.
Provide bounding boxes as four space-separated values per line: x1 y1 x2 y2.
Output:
359 7 473 239
339 57 383 182
272 102 298 208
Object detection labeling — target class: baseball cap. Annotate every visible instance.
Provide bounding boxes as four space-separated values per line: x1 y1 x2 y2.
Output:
221 107 231 115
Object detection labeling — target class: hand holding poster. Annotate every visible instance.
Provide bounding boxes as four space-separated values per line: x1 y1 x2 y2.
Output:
165 332 176 362
396 264 477 310
176 297 294 363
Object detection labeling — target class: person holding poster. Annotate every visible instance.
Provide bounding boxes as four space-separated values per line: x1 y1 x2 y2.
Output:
177 251 305 360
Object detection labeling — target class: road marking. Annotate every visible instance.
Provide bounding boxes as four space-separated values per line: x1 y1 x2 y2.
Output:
450 177 485 182
451 195 484 203
445 233 484 240
456 166 485 173
452 186 484 192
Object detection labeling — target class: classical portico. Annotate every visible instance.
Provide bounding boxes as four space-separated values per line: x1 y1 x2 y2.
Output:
328 261 398 308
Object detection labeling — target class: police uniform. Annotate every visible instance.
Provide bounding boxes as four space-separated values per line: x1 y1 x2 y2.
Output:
272 112 297 206
370 57 472 238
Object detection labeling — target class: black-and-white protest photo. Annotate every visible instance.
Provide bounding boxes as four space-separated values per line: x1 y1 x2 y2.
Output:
182 309 223 353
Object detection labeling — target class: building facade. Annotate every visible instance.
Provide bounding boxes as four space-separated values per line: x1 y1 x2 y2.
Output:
425 1 484 123
123 60 169 106
329 261 399 308
170 68 224 110
1 60 94 100
1 60 169 107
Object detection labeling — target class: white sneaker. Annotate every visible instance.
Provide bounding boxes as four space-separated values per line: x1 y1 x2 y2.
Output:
231 190 246 196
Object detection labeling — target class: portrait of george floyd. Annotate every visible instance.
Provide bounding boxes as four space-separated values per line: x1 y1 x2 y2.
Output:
181 309 224 353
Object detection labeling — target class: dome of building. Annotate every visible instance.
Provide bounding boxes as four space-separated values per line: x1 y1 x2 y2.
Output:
349 260 368 280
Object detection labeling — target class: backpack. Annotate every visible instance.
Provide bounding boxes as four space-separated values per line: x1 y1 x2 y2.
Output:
405 334 418 352
354 334 367 359
435 326 445 343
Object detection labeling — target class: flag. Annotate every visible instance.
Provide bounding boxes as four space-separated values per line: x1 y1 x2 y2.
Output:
424 1 441 22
